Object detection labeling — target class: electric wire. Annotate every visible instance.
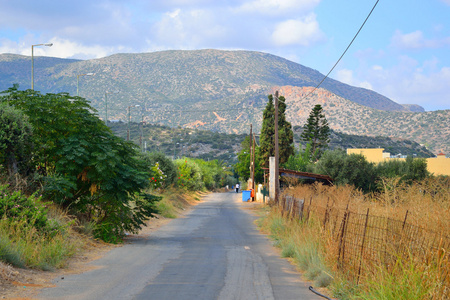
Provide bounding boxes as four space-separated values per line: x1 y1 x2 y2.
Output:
302 0 380 100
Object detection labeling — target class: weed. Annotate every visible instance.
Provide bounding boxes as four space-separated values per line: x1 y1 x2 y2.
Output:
156 199 177 219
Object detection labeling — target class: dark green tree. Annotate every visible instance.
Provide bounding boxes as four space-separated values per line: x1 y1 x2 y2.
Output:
314 149 377 193
301 104 330 161
0 103 33 176
259 94 294 167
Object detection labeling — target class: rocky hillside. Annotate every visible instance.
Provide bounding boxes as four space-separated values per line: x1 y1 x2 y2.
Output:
278 86 449 155
1 50 446 154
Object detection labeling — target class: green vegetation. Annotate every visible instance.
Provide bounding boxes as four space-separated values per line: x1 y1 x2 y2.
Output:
300 104 330 161
0 86 239 272
0 185 78 270
0 103 33 177
1 88 161 243
234 136 264 183
109 122 246 166
258 206 333 289
311 149 429 193
259 94 294 167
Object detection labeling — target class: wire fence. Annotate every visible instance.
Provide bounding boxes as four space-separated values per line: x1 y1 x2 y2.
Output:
280 194 450 295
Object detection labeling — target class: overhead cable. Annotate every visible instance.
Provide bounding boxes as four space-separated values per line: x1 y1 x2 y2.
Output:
302 0 380 100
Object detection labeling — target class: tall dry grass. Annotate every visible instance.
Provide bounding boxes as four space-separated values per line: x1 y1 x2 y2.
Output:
287 176 450 235
277 176 450 299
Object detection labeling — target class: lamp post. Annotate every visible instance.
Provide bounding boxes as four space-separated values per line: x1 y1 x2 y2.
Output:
104 91 119 125
31 43 53 90
127 104 140 141
77 73 94 96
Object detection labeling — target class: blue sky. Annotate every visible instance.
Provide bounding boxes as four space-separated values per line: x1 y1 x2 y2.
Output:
1 0 449 111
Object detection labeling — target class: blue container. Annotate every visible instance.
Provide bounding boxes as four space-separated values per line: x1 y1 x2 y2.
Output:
242 190 251 202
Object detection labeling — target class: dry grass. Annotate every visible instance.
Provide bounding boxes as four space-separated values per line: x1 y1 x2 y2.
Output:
286 176 450 234
278 176 450 299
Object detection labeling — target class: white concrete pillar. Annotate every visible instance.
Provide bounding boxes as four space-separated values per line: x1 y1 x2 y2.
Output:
269 157 275 200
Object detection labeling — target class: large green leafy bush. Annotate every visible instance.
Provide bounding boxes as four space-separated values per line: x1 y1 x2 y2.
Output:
1 88 160 242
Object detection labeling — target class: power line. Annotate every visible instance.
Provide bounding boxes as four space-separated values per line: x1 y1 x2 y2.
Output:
302 0 380 100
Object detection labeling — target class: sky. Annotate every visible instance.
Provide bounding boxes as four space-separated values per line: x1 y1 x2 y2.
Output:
0 0 449 111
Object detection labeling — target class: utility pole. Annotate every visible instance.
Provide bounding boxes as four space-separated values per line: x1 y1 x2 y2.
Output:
140 115 143 152
249 124 255 201
274 91 280 204
251 130 256 201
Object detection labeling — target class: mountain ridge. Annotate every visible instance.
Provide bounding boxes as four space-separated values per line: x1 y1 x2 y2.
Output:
1 49 447 155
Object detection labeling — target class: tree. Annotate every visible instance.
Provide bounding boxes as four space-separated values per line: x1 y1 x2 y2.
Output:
314 149 377 193
142 151 178 187
1 87 160 242
0 103 33 176
283 141 314 172
259 94 294 167
234 136 263 183
301 104 330 161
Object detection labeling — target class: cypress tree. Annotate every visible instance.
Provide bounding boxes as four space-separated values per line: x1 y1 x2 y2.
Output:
259 94 294 167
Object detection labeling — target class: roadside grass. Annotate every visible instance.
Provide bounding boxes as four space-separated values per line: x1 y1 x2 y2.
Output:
258 176 450 299
0 209 83 270
153 188 206 219
350 254 439 300
0 185 203 272
257 206 334 289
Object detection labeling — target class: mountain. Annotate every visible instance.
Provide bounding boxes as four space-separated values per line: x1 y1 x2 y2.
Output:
277 86 449 156
0 50 446 154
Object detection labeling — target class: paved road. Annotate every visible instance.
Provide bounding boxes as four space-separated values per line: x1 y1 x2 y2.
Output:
38 192 319 300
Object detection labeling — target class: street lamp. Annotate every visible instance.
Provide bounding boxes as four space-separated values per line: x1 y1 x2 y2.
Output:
77 73 94 96
104 91 119 125
31 43 53 90
127 104 140 141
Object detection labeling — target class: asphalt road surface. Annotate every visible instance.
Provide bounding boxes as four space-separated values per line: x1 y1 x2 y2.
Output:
38 192 319 300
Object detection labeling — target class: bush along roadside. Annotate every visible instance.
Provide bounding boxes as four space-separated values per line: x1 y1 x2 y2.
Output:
0 184 78 270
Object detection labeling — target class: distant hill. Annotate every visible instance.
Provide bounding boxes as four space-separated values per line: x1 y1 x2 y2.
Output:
1 49 447 155
108 122 434 166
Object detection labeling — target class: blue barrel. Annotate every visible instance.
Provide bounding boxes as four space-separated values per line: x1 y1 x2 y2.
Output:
242 190 251 202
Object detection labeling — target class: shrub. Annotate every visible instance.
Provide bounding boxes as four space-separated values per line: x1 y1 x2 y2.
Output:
142 152 178 187
0 184 65 236
314 150 377 192
175 158 204 191
0 103 33 176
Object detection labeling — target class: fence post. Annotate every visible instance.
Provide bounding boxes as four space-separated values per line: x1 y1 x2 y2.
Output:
323 197 330 228
338 205 350 269
306 196 312 222
358 208 370 284
402 210 409 230
299 199 304 221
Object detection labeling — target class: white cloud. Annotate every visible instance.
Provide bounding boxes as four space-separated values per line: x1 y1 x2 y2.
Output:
0 36 129 59
271 14 323 47
236 0 320 15
152 8 229 48
336 68 373 90
351 56 450 111
391 30 450 50
336 69 354 85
